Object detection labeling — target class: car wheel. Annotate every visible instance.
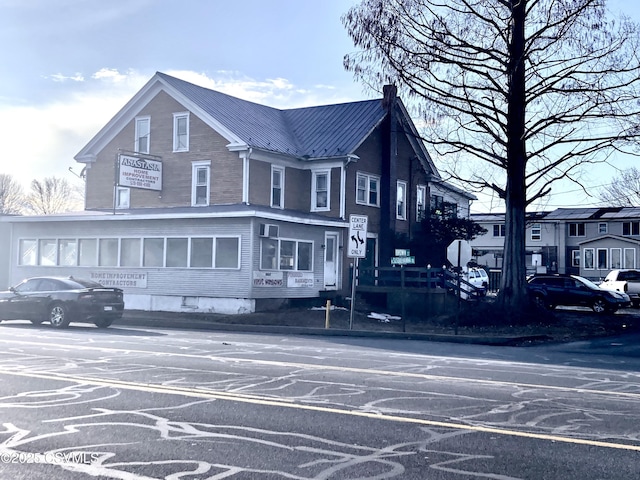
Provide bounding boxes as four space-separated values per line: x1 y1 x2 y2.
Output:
592 298 609 314
48 303 70 328
532 294 550 310
94 318 113 328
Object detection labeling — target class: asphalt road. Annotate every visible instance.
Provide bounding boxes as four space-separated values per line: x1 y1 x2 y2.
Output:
0 320 639 479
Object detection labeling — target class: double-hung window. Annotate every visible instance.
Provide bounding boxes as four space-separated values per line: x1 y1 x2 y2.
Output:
396 181 407 220
568 222 586 237
312 169 330 211
115 186 130 209
173 112 189 152
530 223 541 241
493 224 506 237
416 185 426 221
135 116 150 154
271 165 284 208
191 161 210 206
356 172 380 207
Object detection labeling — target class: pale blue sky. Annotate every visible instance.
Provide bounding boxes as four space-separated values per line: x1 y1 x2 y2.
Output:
0 0 638 213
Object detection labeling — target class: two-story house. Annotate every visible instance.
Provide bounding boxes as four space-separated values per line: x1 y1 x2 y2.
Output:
471 207 640 280
1 72 474 314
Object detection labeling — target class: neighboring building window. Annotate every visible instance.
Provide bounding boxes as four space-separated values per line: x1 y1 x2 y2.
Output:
396 181 407 220
611 248 622 269
416 185 426 221
598 222 608 234
568 222 586 237
584 248 594 269
597 248 608 270
173 112 189 152
623 221 640 236
115 187 130 209
38 239 57 266
356 172 380 207
493 225 505 237
571 249 580 267
191 161 211 206
312 170 330 211
530 223 541 241
625 248 636 268
135 116 150 154
260 238 313 271
19 239 37 266
58 239 77 266
271 166 284 208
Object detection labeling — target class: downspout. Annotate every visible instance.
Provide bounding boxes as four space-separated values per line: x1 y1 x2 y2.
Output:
242 147 252 205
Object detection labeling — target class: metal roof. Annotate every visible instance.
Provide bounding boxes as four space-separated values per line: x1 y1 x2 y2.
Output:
158 72 386 159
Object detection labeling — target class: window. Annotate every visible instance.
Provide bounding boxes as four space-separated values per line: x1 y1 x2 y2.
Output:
356 172 380 207
597 248 608 270
584 248 594 269
396 181 407 220
625 248 636 268
135 116 150 154
19 239 37 266
623 221 640 236
173 112 189 152
611 248 622 269
166 238 188 267
59 239 77 266
416 185 426 221
271 166 284 208
143 238 164 267
192 161 210 206
530 223 541 241
568 222 585 237
312 170 330 211
215 237 240 268
121 238 141 267
493 225 505 237
572 249 580 267
79 239 97 266
99 238 118 266
260 238 313 271
39 239 57 266
115 187 130 209
190 238 213 268
598 223 608 234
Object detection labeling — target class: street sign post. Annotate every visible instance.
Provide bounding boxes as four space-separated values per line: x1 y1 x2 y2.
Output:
348 215 368 329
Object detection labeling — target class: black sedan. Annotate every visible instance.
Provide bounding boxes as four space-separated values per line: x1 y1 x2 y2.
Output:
0 276 124 328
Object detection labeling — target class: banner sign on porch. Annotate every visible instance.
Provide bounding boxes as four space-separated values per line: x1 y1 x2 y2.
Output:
118 154 162 191
90 271 148 288
253 271 284 287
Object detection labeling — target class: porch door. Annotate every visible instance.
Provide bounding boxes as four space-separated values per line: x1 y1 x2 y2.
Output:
323 232 339 289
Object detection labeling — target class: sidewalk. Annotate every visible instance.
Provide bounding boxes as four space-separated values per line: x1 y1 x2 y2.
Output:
115 308 549 346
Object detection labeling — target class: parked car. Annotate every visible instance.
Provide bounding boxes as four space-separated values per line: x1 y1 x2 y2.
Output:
599 269 640 307
467 267 489 292
527 273 631 314
0 276 124 328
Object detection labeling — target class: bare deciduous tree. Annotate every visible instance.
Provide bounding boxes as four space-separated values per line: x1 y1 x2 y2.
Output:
343 0 640 312
597 167 640 207
25 177 82 215
0 173 25 214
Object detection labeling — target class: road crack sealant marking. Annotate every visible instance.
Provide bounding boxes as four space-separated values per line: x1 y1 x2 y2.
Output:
1 338 640 400
0 367 639 453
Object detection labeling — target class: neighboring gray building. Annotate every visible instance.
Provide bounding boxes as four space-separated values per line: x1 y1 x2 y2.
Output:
471 207 640 279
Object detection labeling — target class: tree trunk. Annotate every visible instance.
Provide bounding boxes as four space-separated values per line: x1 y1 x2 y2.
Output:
497 0 529 313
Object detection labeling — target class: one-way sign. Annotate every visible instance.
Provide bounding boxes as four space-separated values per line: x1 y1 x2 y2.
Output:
348 214 368 258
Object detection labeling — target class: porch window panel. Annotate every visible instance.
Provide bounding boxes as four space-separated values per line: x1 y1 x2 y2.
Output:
584 248 594 269
191 237 213 268
38 239 57 266
98 238 118 267
624 248 636 269
79 239 98 266
143 238 164 267
59 239 77 266
610 248 622 269
121 238 141 267
215 237 239 268
280 240 295 270
597 248 608 270
297 242 312 271
166 238 188 267
19 239 37 266
260 238 278 270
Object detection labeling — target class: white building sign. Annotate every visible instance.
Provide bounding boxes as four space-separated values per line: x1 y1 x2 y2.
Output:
90 271 148 288
118 154 162 191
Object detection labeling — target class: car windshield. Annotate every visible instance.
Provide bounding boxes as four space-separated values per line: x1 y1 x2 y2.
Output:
573 275 600 289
